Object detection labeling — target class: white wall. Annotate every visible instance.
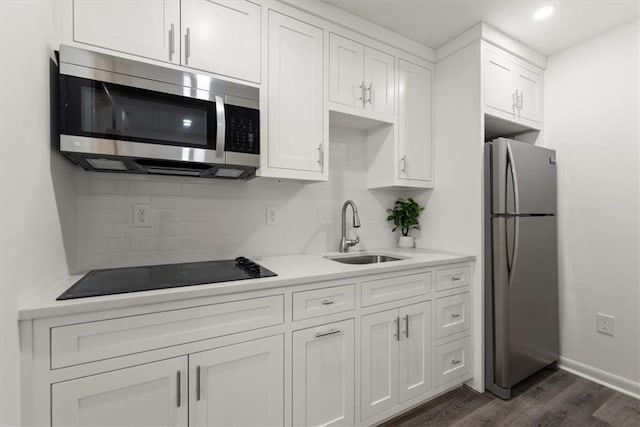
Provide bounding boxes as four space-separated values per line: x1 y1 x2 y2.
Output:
415 41 484 391
0 1 77 425
73 126 403 272
543 19 640 395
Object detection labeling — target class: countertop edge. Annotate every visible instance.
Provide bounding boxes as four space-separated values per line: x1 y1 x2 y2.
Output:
18 249 476 321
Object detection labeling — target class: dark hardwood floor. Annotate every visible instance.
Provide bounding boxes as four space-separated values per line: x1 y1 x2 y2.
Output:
381 369 640 427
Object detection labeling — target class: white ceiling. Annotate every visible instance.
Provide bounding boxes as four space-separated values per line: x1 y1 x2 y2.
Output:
323 0 640 55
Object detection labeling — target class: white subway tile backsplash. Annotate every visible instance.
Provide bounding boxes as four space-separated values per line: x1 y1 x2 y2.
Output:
73 127 406 272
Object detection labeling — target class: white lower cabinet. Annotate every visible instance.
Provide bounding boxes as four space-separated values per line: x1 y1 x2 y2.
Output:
361 301 432 421
52 356 188 427
435 336 472 387
189 335 284 427
293 319 355 427
29 263 474 427
398 302 432 403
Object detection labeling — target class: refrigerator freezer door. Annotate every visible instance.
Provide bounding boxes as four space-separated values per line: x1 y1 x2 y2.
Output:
491 139 557 215
492 215 559 389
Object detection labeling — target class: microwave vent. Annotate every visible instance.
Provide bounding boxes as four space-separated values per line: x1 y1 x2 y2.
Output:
85 158 128 171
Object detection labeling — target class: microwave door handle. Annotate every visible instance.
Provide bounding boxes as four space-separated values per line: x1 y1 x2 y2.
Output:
215 95 225 160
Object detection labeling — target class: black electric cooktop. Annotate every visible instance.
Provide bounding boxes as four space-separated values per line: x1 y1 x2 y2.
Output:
57 257 277 300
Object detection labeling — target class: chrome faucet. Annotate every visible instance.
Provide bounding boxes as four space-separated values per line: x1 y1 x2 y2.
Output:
340 200 361 252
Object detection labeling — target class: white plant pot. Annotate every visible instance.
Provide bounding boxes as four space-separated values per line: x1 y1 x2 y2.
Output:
398 235 414 248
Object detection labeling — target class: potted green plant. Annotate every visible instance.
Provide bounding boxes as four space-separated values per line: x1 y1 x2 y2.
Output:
386 197 425 248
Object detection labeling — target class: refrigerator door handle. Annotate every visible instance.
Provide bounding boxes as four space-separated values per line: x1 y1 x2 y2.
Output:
509 216 520 286
506 142 520 214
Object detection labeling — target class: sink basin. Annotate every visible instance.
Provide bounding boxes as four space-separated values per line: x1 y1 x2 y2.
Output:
326 253 407 265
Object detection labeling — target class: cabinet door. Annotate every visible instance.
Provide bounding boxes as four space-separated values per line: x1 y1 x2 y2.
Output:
189 335 284 427
293 320 355 427
267 11 324 173
361 309 399 420
364 47 395 117
181 0 261 82
73 0 180 64
483 49 517 117
398 60 433 182
398 301 432 403
516 66 543 123
52 357 187 427
329 33 365 108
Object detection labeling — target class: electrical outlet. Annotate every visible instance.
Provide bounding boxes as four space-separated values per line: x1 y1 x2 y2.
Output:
133 204 151 228
266 206 280 226
596 313 615 336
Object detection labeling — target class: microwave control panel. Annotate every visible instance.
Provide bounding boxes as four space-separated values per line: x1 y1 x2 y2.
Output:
225 105 259 154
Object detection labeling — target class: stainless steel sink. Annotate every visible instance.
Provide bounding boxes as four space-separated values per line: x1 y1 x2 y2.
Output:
326 253 407 265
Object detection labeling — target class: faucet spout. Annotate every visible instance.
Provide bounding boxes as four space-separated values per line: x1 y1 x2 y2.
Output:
340 200 361 253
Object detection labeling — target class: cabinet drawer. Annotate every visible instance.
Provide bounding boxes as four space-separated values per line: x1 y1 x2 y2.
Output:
435 336 471 387
51 295 284 369
435 265 471 291
435 293 471 339
293 284 355 321
361 271 432 307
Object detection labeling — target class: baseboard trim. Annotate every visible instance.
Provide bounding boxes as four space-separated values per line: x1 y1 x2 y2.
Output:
559 357 640 400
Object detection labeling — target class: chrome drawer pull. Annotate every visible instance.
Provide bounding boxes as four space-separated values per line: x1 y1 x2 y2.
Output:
196 365 201 401
451 313 461 319
315 328 341 338
452 276 462 281
176 371 181 407
451 359 462 365
321 299 335 305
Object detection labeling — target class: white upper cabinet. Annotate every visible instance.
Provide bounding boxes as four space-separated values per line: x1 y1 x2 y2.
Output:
73 0 180 65
329 34 364 108
364 47 395 117
483 46 543 126
263 11 326 180
52 357 188 427
189 336 284 427
515 66 543 123
329 33 395 121
72 0 260 83
181 0 261 83
398 59 433 183
292 320 355 427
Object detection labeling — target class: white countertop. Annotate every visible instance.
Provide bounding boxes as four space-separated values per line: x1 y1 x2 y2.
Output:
18 248 474 320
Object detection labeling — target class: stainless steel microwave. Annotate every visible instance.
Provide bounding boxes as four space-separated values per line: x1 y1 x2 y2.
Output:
57 45 260 180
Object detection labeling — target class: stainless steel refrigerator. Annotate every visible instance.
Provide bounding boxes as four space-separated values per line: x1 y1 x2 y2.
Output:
484 138 559 400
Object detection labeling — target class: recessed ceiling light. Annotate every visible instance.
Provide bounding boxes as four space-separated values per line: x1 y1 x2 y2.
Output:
533 6 555 21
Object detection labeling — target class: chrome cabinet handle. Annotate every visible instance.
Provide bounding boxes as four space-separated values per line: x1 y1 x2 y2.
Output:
400 155 407 173
366 83 372 104
451 313 461 319
185 28 191 65
168 23 175 61
317 143 323 167
512 91 518 109
404 314 409 337
321 299 335 305
358 81 365 106
452 276 462 281
452 359 462 365
176 371 181 407
315 328 341 338
517 92 524 110
394 317 400 341
196 365 201 401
